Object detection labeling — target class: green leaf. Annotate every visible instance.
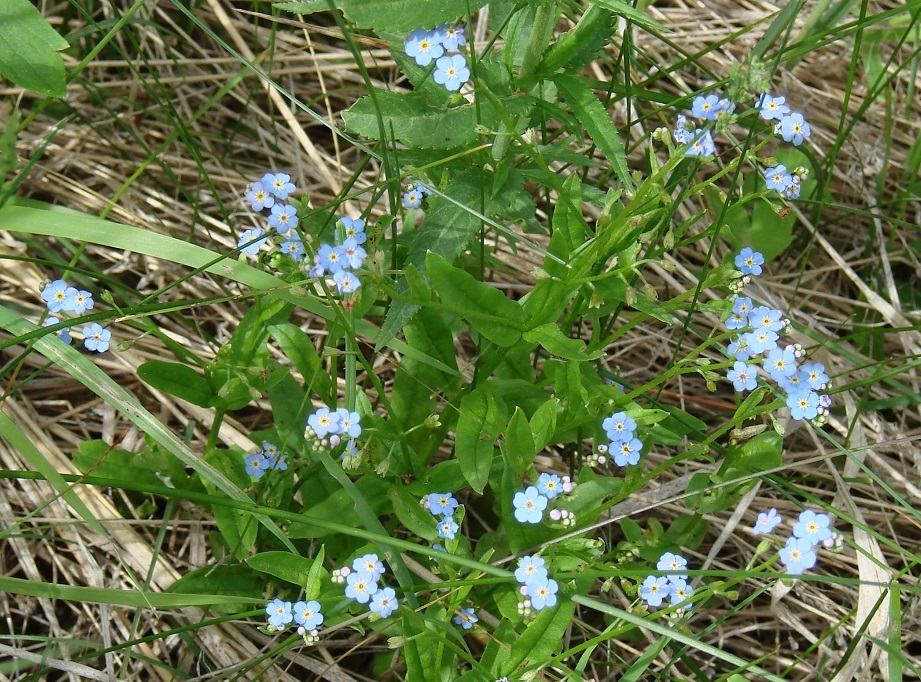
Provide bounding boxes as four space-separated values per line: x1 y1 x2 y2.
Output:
203 450 258 561
0 0 68 97
304 546 327 601
455 386 501 493
529 397 558 451
73 439 187 489
137 360 213 407
246 551 315 586
426 251 525 347
390 485 440 541
555 74 633 190
585 0 669 32
540 5 616 74
504 601 575 673
267 322 332 402
505 407 536 475
278 0 483 32
166 565 264 613
523 323 599 360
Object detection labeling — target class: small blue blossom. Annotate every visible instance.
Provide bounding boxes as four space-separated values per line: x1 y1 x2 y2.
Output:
764 165 794 192
528 577 558 610
344 570 378 603
657 552 688 573
514 555 548 585
65 289 94 315
454 607 478 630
281 236 305 260
612 437 643 467
339 216 366 242
238 228 267 256
673 114 692 144
749 306 784 334
779 536 817 574
437 516 459 539
428 493 459 516
778 112 811 146
744 328 779 355
786 388 820 421
640 575 669 607
41 279 76 313
753 508 783 535
757 93 790 121
801 362 828 390
764 348 798 382
403 187 423 209
353 553 386 581
728 335 753 361
82 323 110 353
727 361 757 392
245 453 265 478
792 509 832 544
513 486 547 524
784 180 802 200
341 238 367 270
435 23 466 51
685 129 715 156
245 181 275 211
333 270 361 295
369 587 398 618
405 29 444 66
43 316 72 343
269 203 298 232
266 598 294 628
735 248 764 276
308 406 341 438
602 411 636 441
433 54 470 92
668 578 694 607
293 600 324 630
273 454 288 471
262 172 296 200
692 93 723 120
317 243 346 273
335 409 362 438
537 472 563 500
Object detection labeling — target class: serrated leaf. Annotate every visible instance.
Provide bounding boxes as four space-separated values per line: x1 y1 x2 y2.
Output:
246 551 314 586
455 386 500 493
137 360 213 407
427 251 525 347
0 0 68 97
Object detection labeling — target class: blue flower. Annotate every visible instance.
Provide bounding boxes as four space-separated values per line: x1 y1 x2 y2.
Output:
341 238 367 270
757 93 790 121
82 323 110 353
41 279 76 313
238 228 266 256
268 203 298 232
437 516 459 539
735 248 764 276
513 486 547 524
778 113 811 146
344 570 378 603
602 411 636 441
528 577 559 610
786 388 819 421
403 187 423 209
727 361 757 392
308 406 341 438
668 578 694 607
656 552 688 573
640 575 669 607
764 348 797 382
281 236 305 260
779 536 817 574
744 329 778 355
369 586 397 618
273 454 288 471
333 270 361 295
753 508 783 535
612 437 643 467
435 23 466 51
43 316 72 343
749 306 784 333
792 509 832 544
265 598 293 628
427 493 459 516
405 29 444 66
245 181 275 211
537 472 563 500
692 94 723 120
262 172 296 200
245 453 265 478
293 600 324 630
335 409 362 438
673 114 692 144
352 553 385 581
764 165 794 192
514 555 548 585
454 607 477 630
685 129 715 156
728 335 753 361
317 243 346 273
65 289 94 315
801 362 828 390
433 54 470 92
784 180 802 199
339 216 366 243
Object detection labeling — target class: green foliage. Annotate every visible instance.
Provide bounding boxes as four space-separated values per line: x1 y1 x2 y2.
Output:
275 0 485 32
0 0 68 97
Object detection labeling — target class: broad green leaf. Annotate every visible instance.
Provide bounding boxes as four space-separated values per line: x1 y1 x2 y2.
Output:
529 397 559 451
555 74 633 189
165 565 264 613
277 0 484 32
267 322 332 402
540 5 615 74
74 439 188 489
246 551 314 586
137 360 213 407
0 0 68 97
203 449 258 560
390 484 440 541
586 0 669 32
426 251 525 347
504 407 536 474
504 601 575 673
304 546 327 600
455 386 501 493
523 323 599 360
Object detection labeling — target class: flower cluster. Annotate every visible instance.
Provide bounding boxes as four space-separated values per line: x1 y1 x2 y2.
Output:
512 473 574 525
591 410 644 468
335 553 398 619
306 404 362 462
753 507 836 575
405 24 469 92
672 91 734 157
241 172 302 259
244 441 288 479
39 279 109 353
306 216 366 296
265 597 324 643
423 492 461 540
402 182 431 209
757 94 811 199
640 552 694 610
514 555 559 614
725 249 832 424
